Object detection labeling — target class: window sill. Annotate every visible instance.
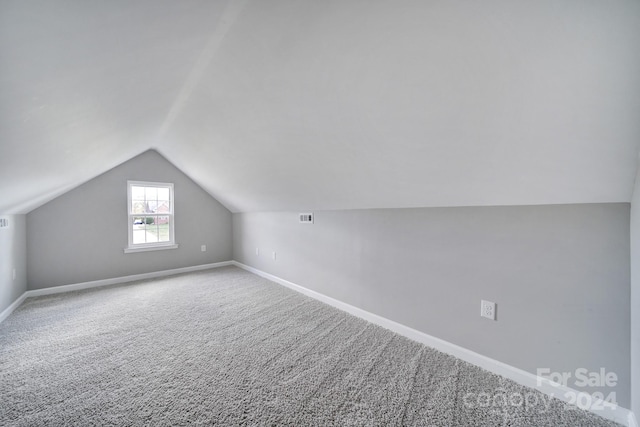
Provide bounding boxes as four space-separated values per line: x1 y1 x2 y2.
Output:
124 244 179 254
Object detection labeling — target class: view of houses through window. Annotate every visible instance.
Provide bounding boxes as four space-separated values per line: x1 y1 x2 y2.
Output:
127 181 174 248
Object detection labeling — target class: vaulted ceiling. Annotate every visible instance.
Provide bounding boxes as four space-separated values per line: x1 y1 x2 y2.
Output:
1 0 640 214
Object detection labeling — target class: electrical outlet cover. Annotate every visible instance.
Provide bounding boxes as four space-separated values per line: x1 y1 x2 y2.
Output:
481 300 496 320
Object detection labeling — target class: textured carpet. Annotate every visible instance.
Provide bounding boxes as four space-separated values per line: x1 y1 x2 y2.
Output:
0 266 620 426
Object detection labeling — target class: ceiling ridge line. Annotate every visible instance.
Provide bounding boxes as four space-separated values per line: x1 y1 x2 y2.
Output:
155 0 251 143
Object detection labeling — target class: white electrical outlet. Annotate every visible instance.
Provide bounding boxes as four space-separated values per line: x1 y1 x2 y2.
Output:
272 251 277 260
481 300 496 320
201 245 207 252
256 248 260 256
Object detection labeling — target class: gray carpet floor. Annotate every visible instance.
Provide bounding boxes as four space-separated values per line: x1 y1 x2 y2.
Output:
0 266 621 426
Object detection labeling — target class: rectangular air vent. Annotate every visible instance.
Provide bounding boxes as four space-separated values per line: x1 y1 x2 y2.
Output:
0 217 9 229
299 213 314 224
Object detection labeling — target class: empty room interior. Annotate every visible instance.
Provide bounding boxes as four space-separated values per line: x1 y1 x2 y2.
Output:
1 0 639 425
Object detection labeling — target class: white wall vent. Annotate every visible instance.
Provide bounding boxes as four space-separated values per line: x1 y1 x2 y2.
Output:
299 213 314 224
0 217 9 229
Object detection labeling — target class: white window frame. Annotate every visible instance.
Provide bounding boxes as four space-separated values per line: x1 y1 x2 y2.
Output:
125 180 178 253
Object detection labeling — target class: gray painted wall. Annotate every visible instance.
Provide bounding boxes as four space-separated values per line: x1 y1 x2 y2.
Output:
0 215 27 314
630 166 640 417
27 150 232 290
233 204 631 408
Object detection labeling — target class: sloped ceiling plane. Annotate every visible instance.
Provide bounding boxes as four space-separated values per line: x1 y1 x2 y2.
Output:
1 0 639 214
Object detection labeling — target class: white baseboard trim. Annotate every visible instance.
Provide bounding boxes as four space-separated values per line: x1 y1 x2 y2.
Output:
231 261 635 427
0 292 28 324
26 261 233 297
0 261 233 321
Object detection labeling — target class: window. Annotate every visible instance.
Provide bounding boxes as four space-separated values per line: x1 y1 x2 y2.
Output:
125 181 177 253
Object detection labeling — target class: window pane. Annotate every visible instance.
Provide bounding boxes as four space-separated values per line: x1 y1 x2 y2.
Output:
157 187 170 201
157 200 170 213
157 216 170 242
132 201 150 214
145 227 159 243
131 186 145 201
145 187 157 202
133 229 146 244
